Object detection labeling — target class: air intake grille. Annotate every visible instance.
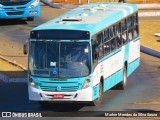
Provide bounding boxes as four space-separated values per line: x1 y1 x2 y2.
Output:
0 1 29 6
6 11 24 15
62 18 82 22
39 80 80 92
4 7 26 10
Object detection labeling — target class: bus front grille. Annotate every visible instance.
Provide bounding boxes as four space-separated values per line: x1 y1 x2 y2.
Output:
6 11 24 15
4 7 26 10
0 1 29 6
39 82 80 92
40 86 79 92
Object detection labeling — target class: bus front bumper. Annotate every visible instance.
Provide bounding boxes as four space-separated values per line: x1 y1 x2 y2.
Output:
28 86 93 102
0 6 40 19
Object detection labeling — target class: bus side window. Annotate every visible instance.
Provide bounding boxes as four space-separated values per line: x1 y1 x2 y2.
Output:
111 38 117 51
104 29 109 42
116 35 122 47
97 33 103 46
128 29 133 41
109 26 115 38
121 19 127 32
98 45 104 58
133 13 138 26
133 13 139 38
104 41 110 54
122 32 127 44
127 16 132 29
97 33 104 58
133 26 138 38
92 41 98 60
92 42 98 68
115 23 121 35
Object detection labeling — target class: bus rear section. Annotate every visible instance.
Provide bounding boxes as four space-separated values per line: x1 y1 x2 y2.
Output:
0 0 40 21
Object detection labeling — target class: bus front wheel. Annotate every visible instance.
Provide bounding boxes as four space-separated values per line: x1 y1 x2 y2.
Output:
90 82 103 106
117 66 127 90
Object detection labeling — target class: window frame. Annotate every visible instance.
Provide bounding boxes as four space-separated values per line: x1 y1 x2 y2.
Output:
91 12 139 63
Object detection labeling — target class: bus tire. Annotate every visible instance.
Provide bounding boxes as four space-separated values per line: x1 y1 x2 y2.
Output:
27 17 34 21
117 66 127 90
90 82 103 106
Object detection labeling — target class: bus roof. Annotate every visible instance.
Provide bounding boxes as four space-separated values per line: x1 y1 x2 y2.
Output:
33 2 138 36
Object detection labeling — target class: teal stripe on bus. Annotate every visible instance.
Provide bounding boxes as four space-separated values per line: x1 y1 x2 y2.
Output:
128 58 140 76
103 69 123 92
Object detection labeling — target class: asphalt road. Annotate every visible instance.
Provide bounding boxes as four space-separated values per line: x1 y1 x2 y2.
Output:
0 2 160 119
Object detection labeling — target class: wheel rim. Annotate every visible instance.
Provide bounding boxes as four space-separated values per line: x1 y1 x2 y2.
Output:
97 83 102 102
123 68 127 86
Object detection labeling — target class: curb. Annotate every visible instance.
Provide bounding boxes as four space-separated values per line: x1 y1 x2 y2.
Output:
140 45 160 58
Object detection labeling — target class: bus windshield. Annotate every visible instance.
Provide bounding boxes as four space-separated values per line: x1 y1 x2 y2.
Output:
29 41 91 78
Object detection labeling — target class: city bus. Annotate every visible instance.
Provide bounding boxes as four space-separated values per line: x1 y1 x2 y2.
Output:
26 2 140 106
0 0 40 21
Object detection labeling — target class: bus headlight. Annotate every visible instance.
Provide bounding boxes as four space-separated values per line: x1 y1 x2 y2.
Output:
28 0 39 8
30 82 35 87
29 77 35 87
82 79 90 89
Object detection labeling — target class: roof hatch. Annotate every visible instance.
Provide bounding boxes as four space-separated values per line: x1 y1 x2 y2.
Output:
61 17 82 22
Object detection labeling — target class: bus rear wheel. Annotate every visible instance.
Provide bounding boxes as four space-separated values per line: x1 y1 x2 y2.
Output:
117 66 127 90
90 82 103 106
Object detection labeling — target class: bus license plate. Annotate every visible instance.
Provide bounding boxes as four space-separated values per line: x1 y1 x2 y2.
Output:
53 94 64 99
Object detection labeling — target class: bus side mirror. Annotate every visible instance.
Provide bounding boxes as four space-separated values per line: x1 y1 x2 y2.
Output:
23 44 27 55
